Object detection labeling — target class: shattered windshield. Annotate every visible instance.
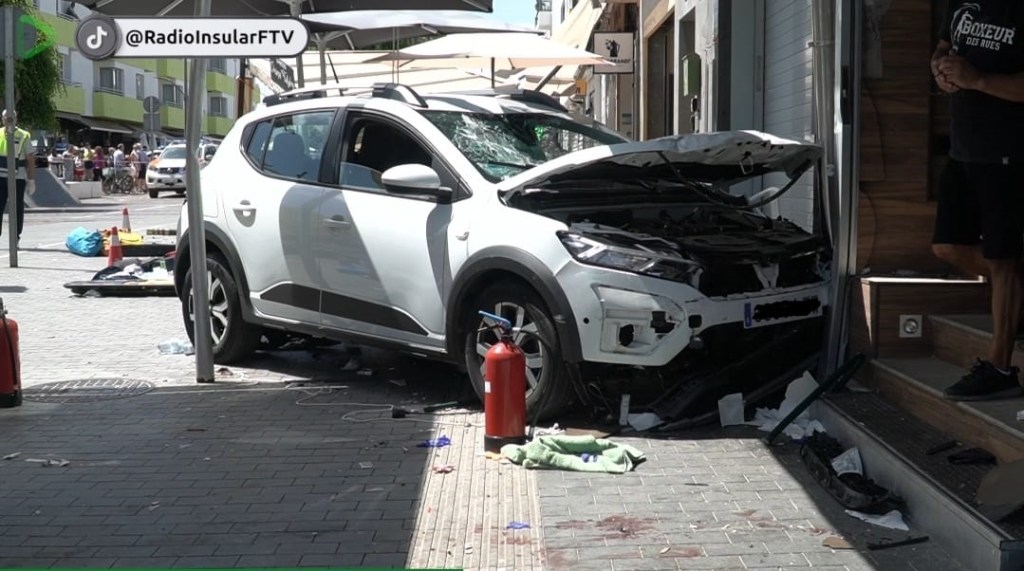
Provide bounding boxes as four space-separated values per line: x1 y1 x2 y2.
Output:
420 111 626 182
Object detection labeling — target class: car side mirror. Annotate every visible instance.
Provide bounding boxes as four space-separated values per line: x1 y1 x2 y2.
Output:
381 164 451 197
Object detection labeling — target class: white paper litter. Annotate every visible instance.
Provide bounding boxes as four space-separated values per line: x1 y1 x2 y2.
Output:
718 393 745 427
831 447 864 476
2 452 20 460
845 509 909 531
745 371 826 440
628 413 663 431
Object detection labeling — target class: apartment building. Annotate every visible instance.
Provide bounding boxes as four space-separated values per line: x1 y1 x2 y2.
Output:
33 0 256 148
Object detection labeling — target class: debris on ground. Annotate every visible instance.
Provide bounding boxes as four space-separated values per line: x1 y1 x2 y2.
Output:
1017 410 1024 421
359 461 373 469
823 536 854 549
157 338 194 355
432 464 455 474
531 423 564 438
506 521 530 530
845 509 909 531
147 501 160 511
748 372 826 440
417 435 451 448
866 536 930 551
948 447 997 465
627 412 663 431
484 451 505 462
501 434 645 473
64 254 176 296
2 452 20 460
25 458 70 467
801 432 896 512
389 379 407 387
357 368 373 377
718 393 745 427
216 367 233 377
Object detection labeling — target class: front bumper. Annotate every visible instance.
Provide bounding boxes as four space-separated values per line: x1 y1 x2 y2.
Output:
557 261 829 367
147 169 185 190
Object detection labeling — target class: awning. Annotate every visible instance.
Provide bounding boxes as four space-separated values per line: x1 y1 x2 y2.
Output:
56 111 83 122
80 116 135 134
526 0 607 90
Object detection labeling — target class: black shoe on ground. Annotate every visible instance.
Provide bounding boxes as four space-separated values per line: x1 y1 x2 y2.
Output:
944 359 1024 401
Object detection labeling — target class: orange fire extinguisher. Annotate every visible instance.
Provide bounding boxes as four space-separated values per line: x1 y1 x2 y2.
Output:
479 310 527 453
0 298 21 408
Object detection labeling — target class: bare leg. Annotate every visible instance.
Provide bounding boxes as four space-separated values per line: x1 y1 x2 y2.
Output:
933 243 989 277
986 258 1023 368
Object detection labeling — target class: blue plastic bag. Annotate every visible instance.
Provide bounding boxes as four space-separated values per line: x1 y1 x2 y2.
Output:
65 226 102 257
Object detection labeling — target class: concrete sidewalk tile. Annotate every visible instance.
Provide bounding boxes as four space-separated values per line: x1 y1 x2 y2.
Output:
213 542 280 556
153 544 218 557
237 554 301 566
51 557 119 568
298 553 364 566
92 545 159 558
111 557 179 567
169 555 242 568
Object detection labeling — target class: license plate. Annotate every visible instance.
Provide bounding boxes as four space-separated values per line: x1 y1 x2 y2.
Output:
743 297 822 329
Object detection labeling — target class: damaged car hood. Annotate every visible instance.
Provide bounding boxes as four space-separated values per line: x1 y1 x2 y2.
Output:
497 130 823 195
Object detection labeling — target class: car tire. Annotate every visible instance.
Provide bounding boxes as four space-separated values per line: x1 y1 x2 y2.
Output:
462 283 573 422
181 253 260 364
149 189 158 199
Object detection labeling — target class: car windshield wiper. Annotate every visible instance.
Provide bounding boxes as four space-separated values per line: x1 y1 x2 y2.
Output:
482 159 537 171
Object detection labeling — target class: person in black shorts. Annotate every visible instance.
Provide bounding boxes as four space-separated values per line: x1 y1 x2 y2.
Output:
932 0 1024 400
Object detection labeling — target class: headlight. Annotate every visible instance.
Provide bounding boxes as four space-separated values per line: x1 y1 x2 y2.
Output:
557 231 702 284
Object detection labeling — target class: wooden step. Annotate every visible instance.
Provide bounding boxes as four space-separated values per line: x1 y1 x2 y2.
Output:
868 356 1024 464
818 391 1024 570
932 314 1024 370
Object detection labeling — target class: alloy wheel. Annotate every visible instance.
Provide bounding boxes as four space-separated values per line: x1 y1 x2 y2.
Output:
187 271 230 345
474 301 545 394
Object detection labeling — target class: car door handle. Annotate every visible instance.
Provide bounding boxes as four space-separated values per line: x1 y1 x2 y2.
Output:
232 200 255 214
323 215 351 229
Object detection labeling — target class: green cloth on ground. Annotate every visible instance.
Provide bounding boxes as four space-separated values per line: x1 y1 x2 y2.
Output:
500 434 645 473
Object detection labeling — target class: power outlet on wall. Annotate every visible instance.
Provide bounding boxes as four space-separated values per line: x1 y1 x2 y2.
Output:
899 314 923 338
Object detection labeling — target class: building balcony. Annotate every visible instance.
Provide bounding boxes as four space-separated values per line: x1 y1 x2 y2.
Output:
206 115 234 137
38 13 75 48
206 72 236 96
54 84 86 115
92 90 143 124
156 59 186 80
160 106 185 131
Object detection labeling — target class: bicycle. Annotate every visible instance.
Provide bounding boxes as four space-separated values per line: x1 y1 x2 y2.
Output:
101 167 137 195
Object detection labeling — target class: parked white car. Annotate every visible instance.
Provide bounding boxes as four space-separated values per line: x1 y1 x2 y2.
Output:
174 84 830 419
147 143 219 198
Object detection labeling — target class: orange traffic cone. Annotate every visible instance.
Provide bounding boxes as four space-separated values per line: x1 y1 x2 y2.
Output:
121 208 131 232
107 226 123 267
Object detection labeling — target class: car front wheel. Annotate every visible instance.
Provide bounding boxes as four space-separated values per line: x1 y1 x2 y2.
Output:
463 283 573 422
181 254 260 363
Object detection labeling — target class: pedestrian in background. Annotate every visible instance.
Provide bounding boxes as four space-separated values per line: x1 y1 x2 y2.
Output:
0 109 36 247
92 146 104 182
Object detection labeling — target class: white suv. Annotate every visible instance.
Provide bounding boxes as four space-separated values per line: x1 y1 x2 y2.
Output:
174 84 830 419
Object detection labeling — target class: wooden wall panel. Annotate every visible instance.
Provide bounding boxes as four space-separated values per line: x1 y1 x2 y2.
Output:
856 0 950 274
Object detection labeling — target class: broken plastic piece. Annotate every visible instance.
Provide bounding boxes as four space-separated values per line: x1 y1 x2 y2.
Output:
845 509 909 531
432 464 455 474
506 521 530 530
417 435 451 448
2 452 20 460
823 536 854 550
359 461 373 469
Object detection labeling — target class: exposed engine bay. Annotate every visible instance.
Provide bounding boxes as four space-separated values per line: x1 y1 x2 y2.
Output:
530 199 830 297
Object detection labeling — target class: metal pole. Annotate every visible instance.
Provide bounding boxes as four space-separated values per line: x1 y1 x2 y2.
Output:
318 36 327 84
186 0 214 384
5 6 17 267
291 1 304 88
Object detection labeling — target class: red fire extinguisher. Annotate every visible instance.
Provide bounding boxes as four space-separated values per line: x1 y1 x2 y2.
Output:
0 298 21 408
479 310 527 453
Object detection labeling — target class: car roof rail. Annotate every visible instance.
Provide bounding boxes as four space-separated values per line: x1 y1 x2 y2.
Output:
264 85 348 106
370 83 428 108
432 87 567 113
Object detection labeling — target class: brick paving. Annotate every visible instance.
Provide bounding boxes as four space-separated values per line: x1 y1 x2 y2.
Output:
0 196 966 569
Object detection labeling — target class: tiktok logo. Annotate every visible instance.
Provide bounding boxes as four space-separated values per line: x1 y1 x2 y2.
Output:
75 14 119 60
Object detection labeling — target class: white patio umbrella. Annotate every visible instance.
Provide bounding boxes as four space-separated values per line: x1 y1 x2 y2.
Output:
367 32 612 87
77 0 494 385
302 10 541 83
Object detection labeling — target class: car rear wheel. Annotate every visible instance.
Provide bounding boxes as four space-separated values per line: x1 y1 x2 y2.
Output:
181 254 260 363
462 283 572 422
149 189 158 199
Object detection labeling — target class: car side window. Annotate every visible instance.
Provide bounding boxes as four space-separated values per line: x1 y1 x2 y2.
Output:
245 121 272 165
253 110 334 181
340 117 433 191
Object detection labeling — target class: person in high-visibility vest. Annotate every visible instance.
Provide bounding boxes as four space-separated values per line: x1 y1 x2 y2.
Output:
0 109 36 247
